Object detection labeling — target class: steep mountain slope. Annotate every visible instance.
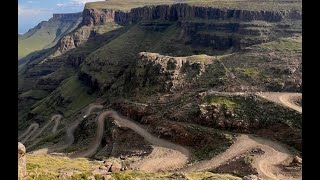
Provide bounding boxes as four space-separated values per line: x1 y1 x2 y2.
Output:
79 3 301 93
18 0 301 140
18 1 302 179
18 13 82 60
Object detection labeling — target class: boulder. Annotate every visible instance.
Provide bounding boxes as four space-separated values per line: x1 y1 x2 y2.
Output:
18 142 27 180
292 156 302 164
290 156 302 166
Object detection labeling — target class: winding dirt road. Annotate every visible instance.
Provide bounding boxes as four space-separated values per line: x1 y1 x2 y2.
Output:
30 104 104 153
130 146 189 172
70 109 190 171
257 92 302 113
19 123 39 143
21 93 302 177
55 104 104 151
29 114 62 142
19 114 62 144
181 134 300 180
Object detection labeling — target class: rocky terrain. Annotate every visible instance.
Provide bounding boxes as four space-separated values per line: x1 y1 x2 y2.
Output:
18 0 302 179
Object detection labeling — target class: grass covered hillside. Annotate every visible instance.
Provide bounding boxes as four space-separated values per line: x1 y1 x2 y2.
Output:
18 13 82 60
18 1 302 179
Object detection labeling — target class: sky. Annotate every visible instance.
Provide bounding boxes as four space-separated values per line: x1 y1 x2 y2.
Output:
18 0 105 34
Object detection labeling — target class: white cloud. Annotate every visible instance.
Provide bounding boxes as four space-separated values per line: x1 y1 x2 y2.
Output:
70 0 105 6
56 3 66 7
18 5 53 17
27 1 33 3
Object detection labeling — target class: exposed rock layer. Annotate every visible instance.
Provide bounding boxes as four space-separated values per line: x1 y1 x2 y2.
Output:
82 4 302 26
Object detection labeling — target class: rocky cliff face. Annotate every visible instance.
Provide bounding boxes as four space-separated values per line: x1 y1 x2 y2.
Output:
58 26 92 54
82 3 302 26
83 9 125 26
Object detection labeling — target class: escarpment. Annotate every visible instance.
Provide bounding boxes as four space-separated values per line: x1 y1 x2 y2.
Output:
19 1 302 135
73 3 301 93
82 3 301 26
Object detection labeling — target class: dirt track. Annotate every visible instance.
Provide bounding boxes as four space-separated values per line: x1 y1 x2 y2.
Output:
29 114 62 142
22 93 302 176
19 123 39 143
181 134 300 180
19 114 62 145
28 104 103 153
70 109 190 171
54 104 103 151
131 146 189 172
257 92 302 113
25 114 62 150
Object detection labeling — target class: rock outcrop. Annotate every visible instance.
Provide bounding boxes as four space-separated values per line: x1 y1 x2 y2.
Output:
82 3 302 26
83 9 130 26
18 142 27 180
198 103 243 129
126 52 211 92
290 156 302 166
58 26 92 54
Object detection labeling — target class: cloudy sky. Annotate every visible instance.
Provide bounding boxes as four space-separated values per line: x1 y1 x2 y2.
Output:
18 0 104 34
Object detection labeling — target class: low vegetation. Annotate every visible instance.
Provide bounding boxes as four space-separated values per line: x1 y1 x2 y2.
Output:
19 90 49 100
259 36 302 52
27 155 91 179
204 96 238 110
30 76 96 117
182 123 235 161
203 94 301 128
26 154 241 180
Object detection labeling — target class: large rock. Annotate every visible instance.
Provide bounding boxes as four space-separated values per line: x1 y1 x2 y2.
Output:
127 52 208 92
290 156 302 166
292 156 302 164
18 142 27 180
58 26 92 54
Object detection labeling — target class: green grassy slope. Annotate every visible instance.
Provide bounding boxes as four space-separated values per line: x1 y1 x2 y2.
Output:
18 14 82 60
29 76 96 118
218 35 302 91
18 24 128 128
80 21 226 89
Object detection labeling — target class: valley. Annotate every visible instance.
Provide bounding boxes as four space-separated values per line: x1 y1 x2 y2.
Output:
18 0 302 180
